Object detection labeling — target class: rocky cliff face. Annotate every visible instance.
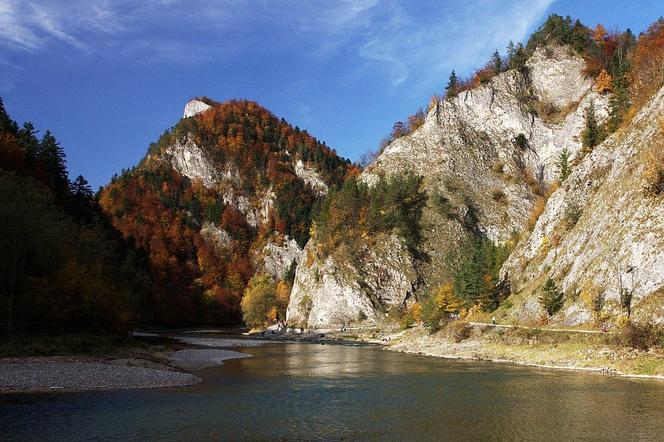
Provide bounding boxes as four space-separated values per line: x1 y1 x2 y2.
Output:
183 99 212 118
287 45 613 328
158 99 349 262
501 84 664 326
287 234 416 328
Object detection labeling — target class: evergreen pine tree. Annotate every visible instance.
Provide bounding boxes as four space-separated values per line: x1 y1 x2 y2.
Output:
509 43 528 72
17 122 40 161
557 148 571 182
581 102 601 153
445 70 458 98
491 50 502 73
0 98 18 135
607 69 631 132
39 130 69 195
538 277 564 316
506 41 516 66
72 175 93 198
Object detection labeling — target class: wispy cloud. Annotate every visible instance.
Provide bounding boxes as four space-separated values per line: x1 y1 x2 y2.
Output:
309 0 555 88
0 0 554 87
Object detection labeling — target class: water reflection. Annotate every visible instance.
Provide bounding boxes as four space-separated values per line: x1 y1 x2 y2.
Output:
2 342 664 441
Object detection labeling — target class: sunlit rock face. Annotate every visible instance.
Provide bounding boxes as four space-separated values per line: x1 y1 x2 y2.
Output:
287 234 416 328
502 84 664 325
183 99 212 118
258 236 304 280
289 44 619 329
294 159 328 196
166 136 218 188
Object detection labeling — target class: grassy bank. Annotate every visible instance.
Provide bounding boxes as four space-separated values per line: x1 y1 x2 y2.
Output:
380 324 664 378
0 333 175 359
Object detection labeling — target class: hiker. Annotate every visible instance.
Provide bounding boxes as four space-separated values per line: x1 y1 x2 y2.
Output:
492 316 496 325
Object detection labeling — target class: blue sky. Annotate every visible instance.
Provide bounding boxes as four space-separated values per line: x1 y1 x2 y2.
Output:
1 0 661 188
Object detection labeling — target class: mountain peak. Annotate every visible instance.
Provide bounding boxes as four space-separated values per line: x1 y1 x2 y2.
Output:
183 99 212 118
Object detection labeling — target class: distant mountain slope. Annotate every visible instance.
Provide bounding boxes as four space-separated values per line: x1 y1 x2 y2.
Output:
100 99 354 326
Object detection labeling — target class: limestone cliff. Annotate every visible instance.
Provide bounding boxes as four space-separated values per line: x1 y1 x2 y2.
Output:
287 234 417 328
501 84 664 326
287 45 612 328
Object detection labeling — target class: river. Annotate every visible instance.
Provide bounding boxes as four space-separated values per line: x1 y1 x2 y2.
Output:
2 339 664 441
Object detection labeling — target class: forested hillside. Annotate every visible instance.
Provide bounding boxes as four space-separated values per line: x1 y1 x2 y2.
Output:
100 99 354 327
0 100 153 335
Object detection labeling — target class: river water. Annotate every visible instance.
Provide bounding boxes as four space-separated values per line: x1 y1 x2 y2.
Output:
2 340 664 441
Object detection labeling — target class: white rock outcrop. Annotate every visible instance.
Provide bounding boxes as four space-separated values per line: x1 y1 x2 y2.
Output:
183 99 212 118
287 234 416 328
287 45 617 329
294 159 328 195
166 136 218 188
259 236 303 280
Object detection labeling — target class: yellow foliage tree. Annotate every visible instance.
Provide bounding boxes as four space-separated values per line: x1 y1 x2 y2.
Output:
433 283 463 314
410 302 422 322
595 69 613 94
241 274 277 329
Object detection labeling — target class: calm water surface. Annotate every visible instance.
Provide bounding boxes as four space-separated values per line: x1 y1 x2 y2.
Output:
2 340 664 441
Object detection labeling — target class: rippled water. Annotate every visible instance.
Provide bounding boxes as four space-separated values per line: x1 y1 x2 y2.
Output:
2 341 664 441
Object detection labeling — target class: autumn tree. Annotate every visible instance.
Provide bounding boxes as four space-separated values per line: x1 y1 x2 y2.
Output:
629 18 664 108
595 69 613 93
241 274 278 329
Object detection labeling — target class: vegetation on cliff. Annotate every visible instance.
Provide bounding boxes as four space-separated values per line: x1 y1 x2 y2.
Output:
101 100 353 326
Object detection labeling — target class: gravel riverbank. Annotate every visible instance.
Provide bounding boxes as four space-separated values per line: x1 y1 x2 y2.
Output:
0 334 266 394
0 359 200 394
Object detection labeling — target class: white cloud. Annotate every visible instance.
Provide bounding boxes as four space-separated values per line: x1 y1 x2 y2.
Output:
314 0 556 88
0 0 554 88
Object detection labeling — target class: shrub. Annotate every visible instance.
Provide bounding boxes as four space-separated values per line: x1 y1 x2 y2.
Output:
432 192 457 220
514 133 529 150
523 168 545 196
420 296 445 332
563 201 581 228
491 188 506 202
644 145 664 196
449 321 472 343
621 321 664 350
538 277 564 316
526 197 546 231
399 312 416 330
533 99 559 121
492 160 505 174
